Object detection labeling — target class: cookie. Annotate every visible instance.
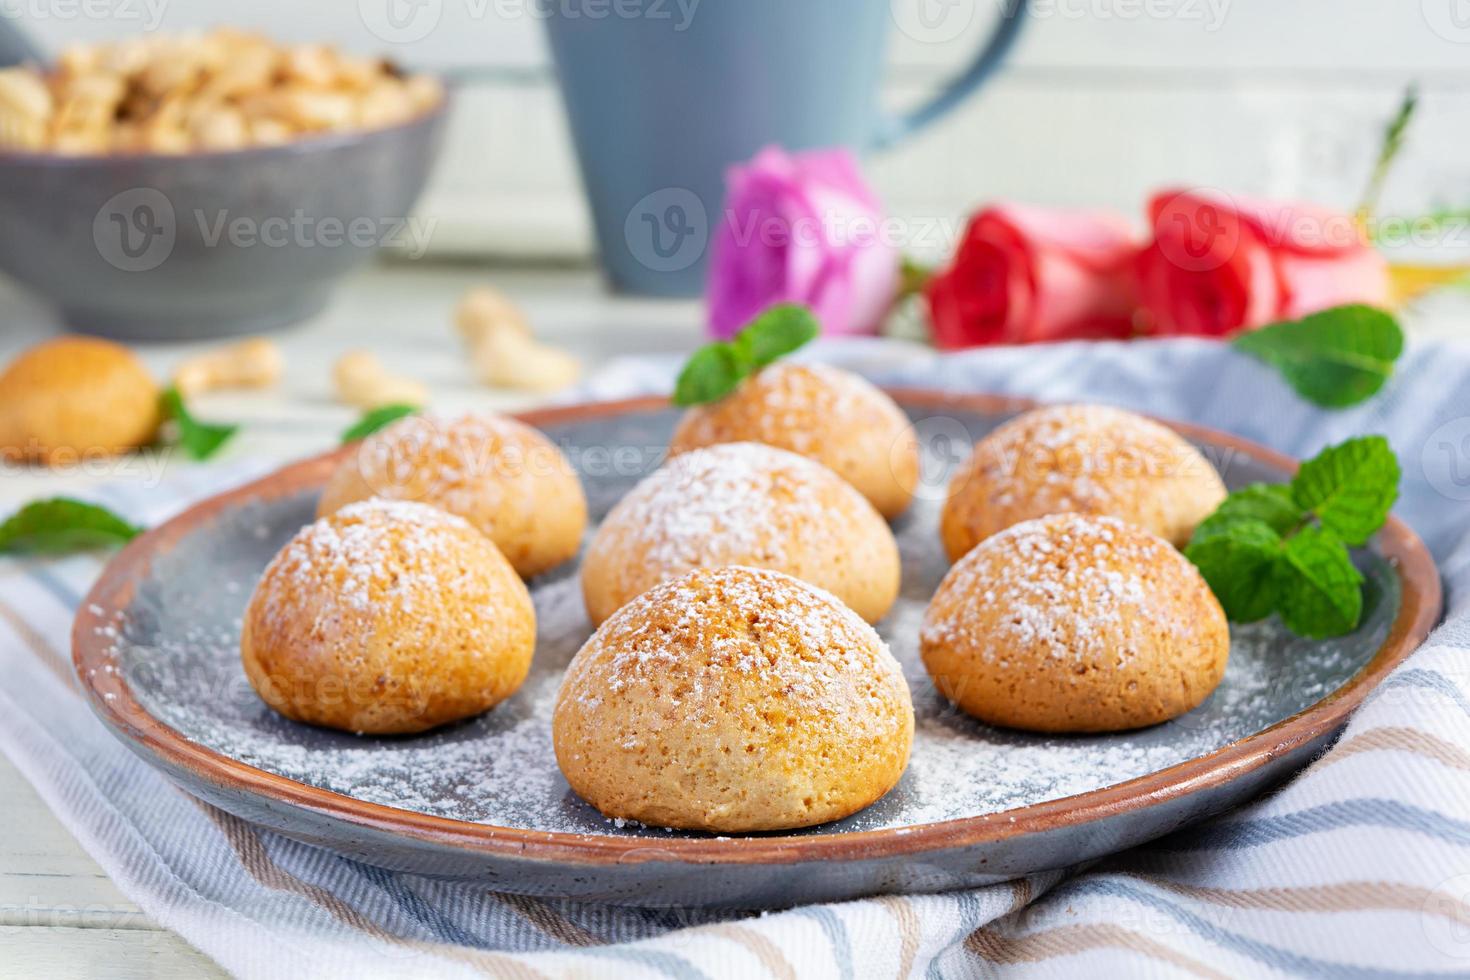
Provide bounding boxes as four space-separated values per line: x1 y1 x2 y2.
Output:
581 442 899 626
318 413 587 579
669 363 919 519
940 403 1227 561
554 566 913 832
921 513 1229 733
241 499 535 734
0 337 160 464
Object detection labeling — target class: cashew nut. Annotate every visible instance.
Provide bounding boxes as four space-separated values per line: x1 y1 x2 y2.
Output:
333 350 428 410
173 338 284 397
454 286 531 347
471 327 581 393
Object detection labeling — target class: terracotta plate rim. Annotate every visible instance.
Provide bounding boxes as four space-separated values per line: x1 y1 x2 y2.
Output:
71 390 1445 867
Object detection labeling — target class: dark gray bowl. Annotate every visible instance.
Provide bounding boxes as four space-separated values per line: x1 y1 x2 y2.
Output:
0 103 447 341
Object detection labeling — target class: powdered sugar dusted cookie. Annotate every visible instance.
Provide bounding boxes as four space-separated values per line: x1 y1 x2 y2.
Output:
318 412 587 579
940 403 1227 561
554 566 914 832
242 499 535 734
581 442 899 626
921 513 1229 733
669 363 919 519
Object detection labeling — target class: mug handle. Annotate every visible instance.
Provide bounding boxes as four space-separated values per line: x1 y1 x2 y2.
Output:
0 19 46 69
870 0 1028 150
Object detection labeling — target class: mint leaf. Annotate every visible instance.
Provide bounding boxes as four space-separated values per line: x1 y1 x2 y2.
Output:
342 404 416 444
162 387 238 461
673 344 744 407
731 305 819 370
1290 435 1400 546
1192 483 1303 540
1184 518 1283 622
675 304 821 406
1232 305 1404 408
1275 526 1365 639
1186 437 1400 639
0 498 143 554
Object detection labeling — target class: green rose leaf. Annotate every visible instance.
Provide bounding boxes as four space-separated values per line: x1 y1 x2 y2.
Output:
1275 526 1365 639
0 498 144 555
341 404 417 444
1184 518 1283 623
1232 305 1404 408
162 387 239 461
1290 435 1401 546
730 304 820 370
673 304 821 407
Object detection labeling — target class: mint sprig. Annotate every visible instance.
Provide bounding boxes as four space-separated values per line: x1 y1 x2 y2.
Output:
161 387 238 461
674 305 819 407
1185 435 1399 639
1232 305 1404 409
341 404 417 444
0 498 143 555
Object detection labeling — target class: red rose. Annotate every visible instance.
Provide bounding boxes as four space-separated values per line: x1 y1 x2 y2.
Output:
924 204 1139 349
1136 188 1392 337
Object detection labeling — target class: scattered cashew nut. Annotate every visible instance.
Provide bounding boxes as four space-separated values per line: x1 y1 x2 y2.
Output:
455 286 580 392
472 327 581 393
333 350 428 410
455 286 531 347
173 337 284 397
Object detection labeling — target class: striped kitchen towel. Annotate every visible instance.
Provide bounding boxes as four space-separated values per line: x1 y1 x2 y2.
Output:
2 337 1468 979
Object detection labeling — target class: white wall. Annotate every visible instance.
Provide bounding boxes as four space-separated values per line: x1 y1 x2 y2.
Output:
10 0 1465 257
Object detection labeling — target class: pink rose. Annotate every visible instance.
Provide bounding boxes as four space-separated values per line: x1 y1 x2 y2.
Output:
706 146 898 340
1136 189 1392 337
924 204 1139 349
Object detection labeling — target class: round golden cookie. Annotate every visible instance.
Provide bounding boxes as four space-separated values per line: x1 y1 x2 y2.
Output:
554 566 914 832
921 513 1229 733
940 403 1227 561
581 442 899 626
0 337 160 464
241 499 536 735
318 413 587 579
669 363 919 519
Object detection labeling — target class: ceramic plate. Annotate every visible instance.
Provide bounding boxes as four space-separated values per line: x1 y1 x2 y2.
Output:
73 392 1442 908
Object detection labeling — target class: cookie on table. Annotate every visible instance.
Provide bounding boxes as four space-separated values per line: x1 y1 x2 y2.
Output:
921 513 1229 733
0 337 160 464
241 500 535 735
581 442 899 626
669 362 919 520
940 403 1227 561
318 413 587 579
554 566 914 832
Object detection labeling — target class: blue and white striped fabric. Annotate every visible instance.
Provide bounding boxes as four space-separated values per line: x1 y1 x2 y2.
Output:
2 337 1468 979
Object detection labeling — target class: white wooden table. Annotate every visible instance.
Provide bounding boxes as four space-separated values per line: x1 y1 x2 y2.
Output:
0 260 1462 976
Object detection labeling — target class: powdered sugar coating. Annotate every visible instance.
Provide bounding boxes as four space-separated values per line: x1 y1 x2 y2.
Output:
555 566 913 830
670 362 920 519
941 403 1227 558
922 512 1230 732
242 497 536 734
103 406 1393 838
318 412 587 579
581 441 898 624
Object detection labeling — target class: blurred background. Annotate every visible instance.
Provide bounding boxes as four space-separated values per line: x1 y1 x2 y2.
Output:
15 1 1461 263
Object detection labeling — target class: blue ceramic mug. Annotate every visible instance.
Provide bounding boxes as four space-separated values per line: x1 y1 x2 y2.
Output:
543 0 1026 296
